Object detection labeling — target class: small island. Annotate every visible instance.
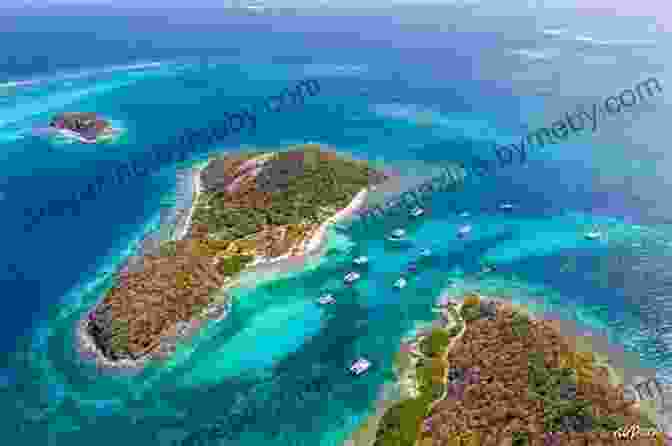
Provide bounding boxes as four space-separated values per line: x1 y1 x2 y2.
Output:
77 144 387 371
49 112 120 144
350 293 664 446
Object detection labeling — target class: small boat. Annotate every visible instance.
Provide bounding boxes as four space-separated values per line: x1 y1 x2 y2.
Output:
394 277 408 289
318 294 336 305
344 271 361 284
349 358 372 375
481 264 495 273
387 228 407 241
419 248 432 257
457 225 472 238
353 256 369 266
499 203 514 211
459 211 470 218
584 229 602 240
408 263 418 272
410 206 425 217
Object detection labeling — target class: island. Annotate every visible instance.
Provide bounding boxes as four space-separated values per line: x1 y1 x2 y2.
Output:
348 293 665 446
77 144 388 371
49 112 120 143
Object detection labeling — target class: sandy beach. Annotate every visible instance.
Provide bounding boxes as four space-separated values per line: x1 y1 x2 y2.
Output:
173 166 202 241
298 188 368 257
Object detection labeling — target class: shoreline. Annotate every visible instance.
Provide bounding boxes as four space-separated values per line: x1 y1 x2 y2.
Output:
174 166 202 241
75 164 207 374
75 155 370 373
343 294 665 446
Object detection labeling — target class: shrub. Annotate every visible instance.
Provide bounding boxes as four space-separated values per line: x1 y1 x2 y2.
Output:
460 304 481 322
447 326 461 337
375 397 431 446
419 329 453 357
512 431 529 446
216 254 254 276
511 311 530 337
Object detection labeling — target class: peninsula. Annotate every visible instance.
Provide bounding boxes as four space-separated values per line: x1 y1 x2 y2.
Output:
352 293 665 446
77 144 387 371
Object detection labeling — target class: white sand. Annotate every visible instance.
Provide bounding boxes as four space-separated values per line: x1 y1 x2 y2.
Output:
175 166 202 240
304 188 368 254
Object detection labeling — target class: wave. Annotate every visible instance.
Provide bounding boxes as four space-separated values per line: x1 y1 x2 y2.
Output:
0 61 164 90
302 64 368 77
542 27 568 37
508 48 559 62
370 103 511 142
573 34 657 47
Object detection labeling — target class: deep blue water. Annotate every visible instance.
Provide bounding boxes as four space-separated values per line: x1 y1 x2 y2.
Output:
1 4 672 445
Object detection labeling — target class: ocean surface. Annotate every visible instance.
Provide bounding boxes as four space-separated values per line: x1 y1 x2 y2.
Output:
2 3 672 445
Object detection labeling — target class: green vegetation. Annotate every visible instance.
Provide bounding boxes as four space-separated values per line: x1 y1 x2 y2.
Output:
445 306 464 335
191 146 382 242
394 349 412 373
109 320 130 354
526 351 622 433
592 414 627 432
460 303 481 322
374 393 433 446
637 414 659 430
216 254 254 277
419 328 453 357
159 240 178 257
416 358 446 401
511 311 530 337
447 325 461 337
512 431 529 446
376 352 448 446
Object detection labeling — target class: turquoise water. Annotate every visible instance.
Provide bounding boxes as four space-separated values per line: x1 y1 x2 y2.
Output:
2 5 672 445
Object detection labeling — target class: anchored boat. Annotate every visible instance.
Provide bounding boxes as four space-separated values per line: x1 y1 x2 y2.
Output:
344 271 361 284
410 206 425 217
499 203 514 211
387 228 407 242
584 229 602 240
457 225 472 238
349 358 372 375
353 256 369 266
318 294 336 305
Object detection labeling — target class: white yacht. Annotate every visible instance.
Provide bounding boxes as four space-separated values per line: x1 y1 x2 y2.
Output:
318 294 336 305
457 225 472 237
419 248 432 257
394 277 408 289
499 203 514 211
344 271 361 284
410 206 425 217
584 229 602 240
387 228 407 241
459 211 470 218
353 256 369 266
349 358 372 375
